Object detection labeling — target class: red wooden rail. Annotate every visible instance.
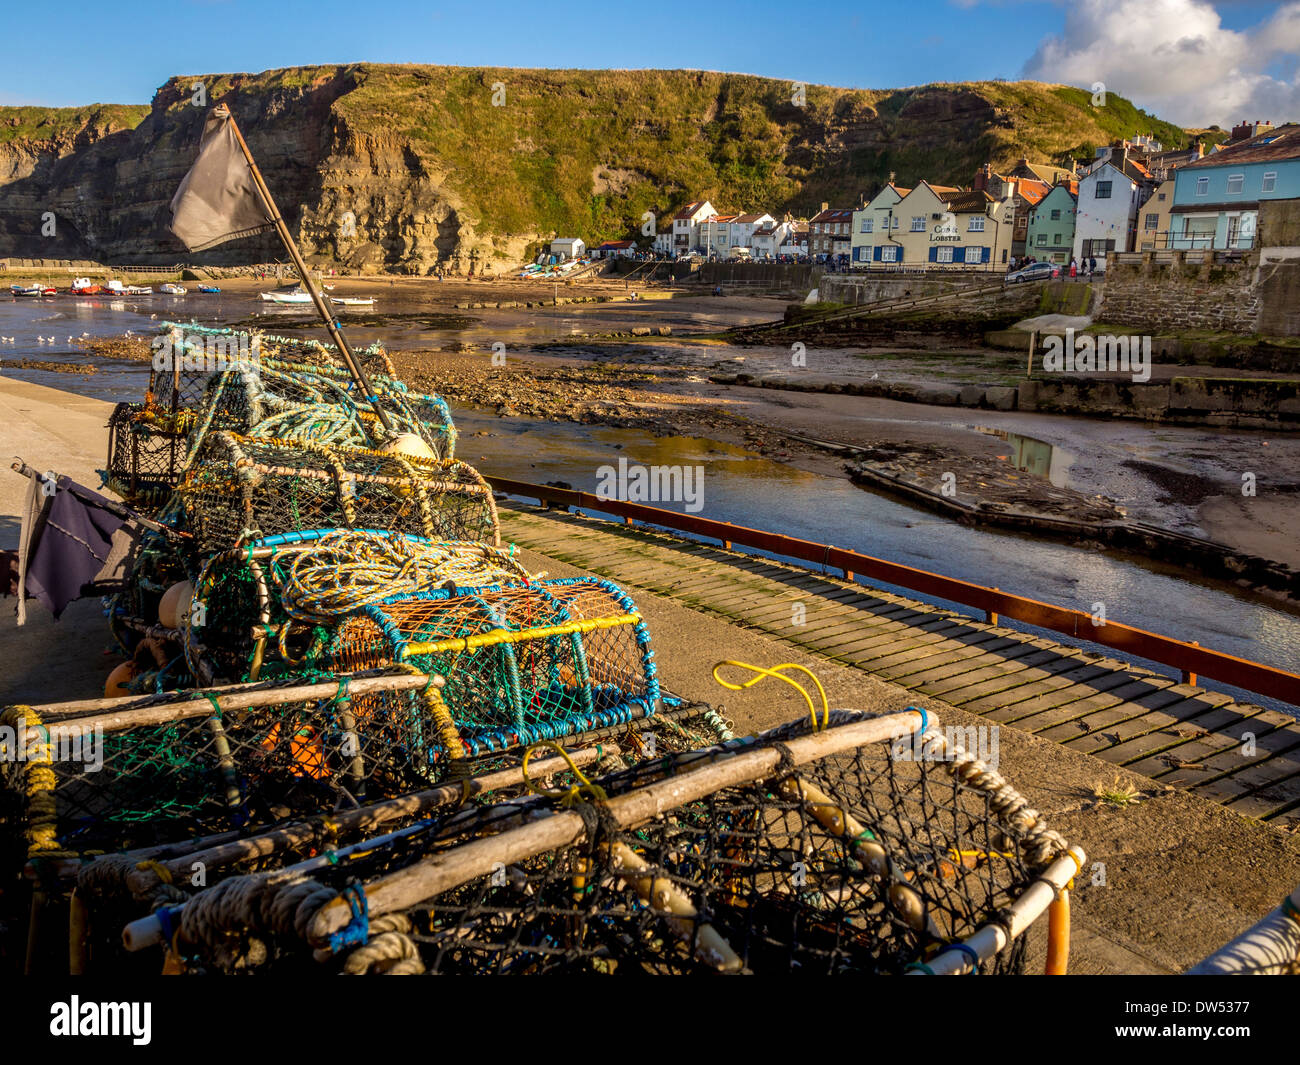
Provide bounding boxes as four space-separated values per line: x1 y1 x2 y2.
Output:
486 476 1300 707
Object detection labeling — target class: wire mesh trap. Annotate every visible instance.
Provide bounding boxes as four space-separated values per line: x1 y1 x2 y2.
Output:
177 431 499 556
128 709 1081 976
4 699 728 975
182 530 539 684
103 403 189 511
327 577 661 760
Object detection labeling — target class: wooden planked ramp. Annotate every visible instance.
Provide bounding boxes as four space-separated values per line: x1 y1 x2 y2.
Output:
499 501 1300 824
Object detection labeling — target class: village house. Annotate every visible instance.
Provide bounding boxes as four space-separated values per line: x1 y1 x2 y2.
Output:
779 220 809 257
809 204 854 259
670 200 714 254
1072 146 1155 267
1138 178 1176 250
974 164 1050 260
594 239 637 260
697 214 739 257
1025 185 1077 264
865 182 1014 268
850 182 908 266
751 216 796 259
730 212 777 252
1170 122 1300 251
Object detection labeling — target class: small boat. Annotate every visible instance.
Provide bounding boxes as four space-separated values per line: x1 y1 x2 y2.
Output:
41 286 57 296
70 277 103 295
160 283 187 295
123 285 153 295
329 296 376 307
260 288 316 304
197 285 221 294
10 283 43 297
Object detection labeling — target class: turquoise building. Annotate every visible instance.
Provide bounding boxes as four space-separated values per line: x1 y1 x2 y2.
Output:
1025 185 1077 265
1171 124 1300 250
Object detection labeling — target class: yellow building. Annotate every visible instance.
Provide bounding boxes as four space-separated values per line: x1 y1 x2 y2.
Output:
1138 178 1176 250
889 183 1016 268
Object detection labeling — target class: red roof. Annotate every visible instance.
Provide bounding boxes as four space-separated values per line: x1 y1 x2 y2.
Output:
810 208 853 223
598 240 635 249
1014 179 1051 206
734 213 771 223
672 201 709 220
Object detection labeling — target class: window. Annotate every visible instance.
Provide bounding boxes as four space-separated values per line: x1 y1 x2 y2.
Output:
1053 233 1061 245
1226 174 1244 194
1262 171 1277 193
1036 234 1047 246
910 216 925 232
1144 213 1159 230
937 246 954 263
1050 209 1061 220
881 246 898 261
1095 181 1112 199
860 218 873 233
968 217 985 232
1195 177 1209 196
1157 192 1166 201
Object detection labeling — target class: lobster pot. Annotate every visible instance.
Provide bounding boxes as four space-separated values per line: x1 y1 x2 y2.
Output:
103 402 188 511
0 679 453 865
159 713 1082 976
185 531 537 685
328 578 660 761
177 432 498 556
150 323 399 413
192 364 457 460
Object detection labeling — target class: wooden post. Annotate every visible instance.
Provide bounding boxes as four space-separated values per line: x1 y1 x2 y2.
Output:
986 588 999 627
1182 641 1199 687
214 103 393 436
1027 331 1036 379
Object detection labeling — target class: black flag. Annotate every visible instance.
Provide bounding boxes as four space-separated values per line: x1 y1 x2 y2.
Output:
170 107 274 251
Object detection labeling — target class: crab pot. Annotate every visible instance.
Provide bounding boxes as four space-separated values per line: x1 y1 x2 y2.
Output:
192 364 458 460
0 674 456 868
177 432 498 556
103 402 188 511
327 578 660 761
149 323 401 414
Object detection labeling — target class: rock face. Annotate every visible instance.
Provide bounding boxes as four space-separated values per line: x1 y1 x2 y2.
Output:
0 66 1185 273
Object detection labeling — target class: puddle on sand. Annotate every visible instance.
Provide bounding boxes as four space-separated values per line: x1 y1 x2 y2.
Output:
976 426 1077 488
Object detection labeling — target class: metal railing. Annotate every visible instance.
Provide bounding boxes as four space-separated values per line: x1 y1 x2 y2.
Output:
487 476 1300 707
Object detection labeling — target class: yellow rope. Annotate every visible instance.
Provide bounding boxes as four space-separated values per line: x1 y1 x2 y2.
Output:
400 613 641 658
521 741 608 807
712 661 830 731
0 705 71 859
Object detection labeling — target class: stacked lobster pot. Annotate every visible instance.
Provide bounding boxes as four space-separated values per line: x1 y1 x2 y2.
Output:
15 319 676 859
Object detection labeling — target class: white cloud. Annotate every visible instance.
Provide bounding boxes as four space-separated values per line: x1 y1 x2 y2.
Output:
1023 0 1300 128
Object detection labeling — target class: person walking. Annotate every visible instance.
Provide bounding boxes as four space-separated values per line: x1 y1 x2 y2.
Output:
1089 255 1097 274
1069 258 1078 278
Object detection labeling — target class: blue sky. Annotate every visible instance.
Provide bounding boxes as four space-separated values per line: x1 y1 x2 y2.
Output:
0 0 1294 127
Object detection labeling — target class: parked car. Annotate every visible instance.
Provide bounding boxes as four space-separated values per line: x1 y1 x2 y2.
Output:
1005 261 1059 283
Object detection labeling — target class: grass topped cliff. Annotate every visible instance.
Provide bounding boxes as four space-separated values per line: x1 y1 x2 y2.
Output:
1 65 1190 266
162 65 1188 237
0 103 149 148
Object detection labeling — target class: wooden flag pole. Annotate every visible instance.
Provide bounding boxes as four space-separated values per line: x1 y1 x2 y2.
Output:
214 103 394 435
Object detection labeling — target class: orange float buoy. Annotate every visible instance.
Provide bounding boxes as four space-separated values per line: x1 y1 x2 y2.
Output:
104 661 138 699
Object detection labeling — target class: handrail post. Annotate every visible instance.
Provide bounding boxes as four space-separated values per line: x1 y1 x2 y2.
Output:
1182 641 1199 686
986 587 999 626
